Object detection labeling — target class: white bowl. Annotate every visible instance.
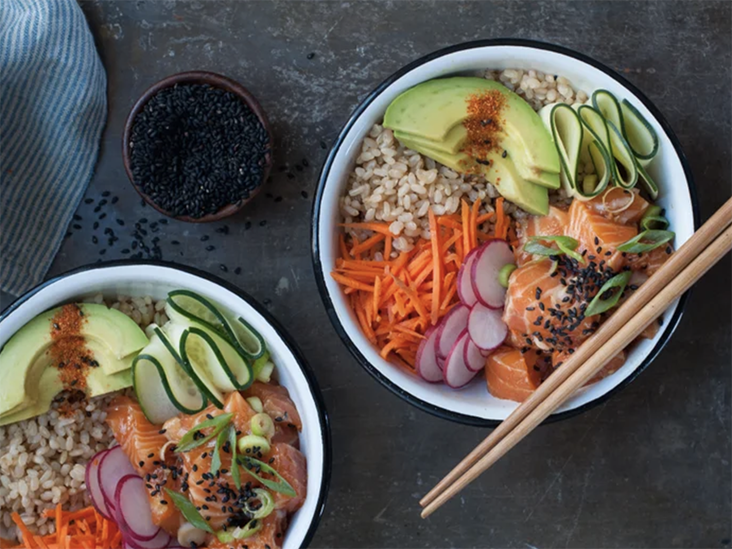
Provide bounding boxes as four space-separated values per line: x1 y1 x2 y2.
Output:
312 39 698 425
0 261 331 548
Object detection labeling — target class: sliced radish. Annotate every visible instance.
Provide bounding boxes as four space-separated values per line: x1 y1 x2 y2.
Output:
443 331 480 388
115 475 159 542
471 239 515 309
416 326 442 383
122 529 172 549
435 304 470 359
457 248 480 307
86 449 112 519
437 355 445 371
468 303 508 351
463 336 486 372
98 446 137 514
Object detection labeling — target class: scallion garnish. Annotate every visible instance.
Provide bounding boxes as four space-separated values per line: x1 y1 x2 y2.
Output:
237 455 297 497
584 271 632 317
175 412 233 453
640 205 670 231
216 520 263 543
210 424 229 477
498 264 517 288
245 488 275 520
229 425 241 490
524 235 585 264
164 488 214 534
617 230 674 254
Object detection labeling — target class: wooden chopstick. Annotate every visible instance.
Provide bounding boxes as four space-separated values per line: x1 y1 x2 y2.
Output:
420 197 732 517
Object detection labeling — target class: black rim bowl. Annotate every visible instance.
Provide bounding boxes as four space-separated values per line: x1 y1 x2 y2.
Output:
311 38 700 427
0 260 331 548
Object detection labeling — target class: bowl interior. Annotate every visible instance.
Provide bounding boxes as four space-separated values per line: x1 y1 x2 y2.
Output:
316 43 695 422
122 71 274 223
0 264 327 549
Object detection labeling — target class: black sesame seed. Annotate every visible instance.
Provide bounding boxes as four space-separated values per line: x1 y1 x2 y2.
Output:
234 267 241 275
220 264 228 272
206 245 215 251
307 52 315 59
84 198 94 204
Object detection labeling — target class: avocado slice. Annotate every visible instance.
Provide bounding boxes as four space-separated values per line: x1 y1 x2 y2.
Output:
0 303 148 417
396 128 559 190
0 364 132 427
396 135 548 216
385 77 560 174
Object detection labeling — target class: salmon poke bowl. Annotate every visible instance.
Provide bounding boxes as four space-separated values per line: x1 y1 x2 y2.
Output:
313 39 698 425
0 262 330 549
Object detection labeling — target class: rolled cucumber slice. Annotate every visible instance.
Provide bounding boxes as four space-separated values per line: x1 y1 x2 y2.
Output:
133 329 207 423
133 353 180 424
166 310 254 391
179 327 230 408
167 290 266 362
621 99 659 160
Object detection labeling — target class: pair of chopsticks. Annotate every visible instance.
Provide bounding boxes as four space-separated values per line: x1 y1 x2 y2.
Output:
420 196 732 518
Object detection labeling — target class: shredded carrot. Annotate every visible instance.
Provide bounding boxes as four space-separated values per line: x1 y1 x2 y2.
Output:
470 199 481 250
350 232 385 256
384 234 393 259
331 194 514 370
428 210 442 325
340 222 393 235
477 211 494 224
9 506 123 549
330 272 375 292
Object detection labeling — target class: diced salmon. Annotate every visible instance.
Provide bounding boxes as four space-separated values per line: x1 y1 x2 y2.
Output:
515 206 569 266
588 350 626 384
626 245 673 276
181 440 235 531
503 258 597 351
485 347 542 402
267 443 307 513
225 390 259 435
567 199 637 271
147 465 183 534
244 382 302 431
587 188 650 225
106 396 169 476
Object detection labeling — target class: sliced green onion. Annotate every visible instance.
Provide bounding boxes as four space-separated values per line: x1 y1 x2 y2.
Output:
246 396 264 413
164 488 214 534
256 361 275 383
210 424 229 477
640 205 669 231
237 456 297 497
216 520 263 543
498 264 517 288
617 230 675 254
585 271 633 317
524 236 584 264
238 434 271 457
245 488 275 520
251 413 275 439
175 412 232 453
229 425 241 490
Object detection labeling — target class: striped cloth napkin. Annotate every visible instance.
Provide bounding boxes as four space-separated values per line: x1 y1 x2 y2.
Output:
0 0 107 296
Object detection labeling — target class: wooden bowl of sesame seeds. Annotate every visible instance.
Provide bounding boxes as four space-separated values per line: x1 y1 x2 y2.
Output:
122 71 273 223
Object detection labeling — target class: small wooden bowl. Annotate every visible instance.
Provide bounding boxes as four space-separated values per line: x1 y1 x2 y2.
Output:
122 71 273 223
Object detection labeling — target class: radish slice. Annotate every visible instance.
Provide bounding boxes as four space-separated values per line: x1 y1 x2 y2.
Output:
457 248 480 307
98 446 137 514
443 330 480 388
471 239 515 309
468 303 508 351
435 304 470 359
122 529 172 549
463 336 486 372
115 475 159 541
416 326 443 383
86 449 112 519
436 355 445 371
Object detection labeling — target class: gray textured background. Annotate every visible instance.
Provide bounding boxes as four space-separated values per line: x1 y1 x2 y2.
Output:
1 1 731 548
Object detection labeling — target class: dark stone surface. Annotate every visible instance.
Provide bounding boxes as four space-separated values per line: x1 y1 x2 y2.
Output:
2 1 730 547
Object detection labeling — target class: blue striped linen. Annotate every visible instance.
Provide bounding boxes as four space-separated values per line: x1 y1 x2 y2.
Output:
0 0 107 296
